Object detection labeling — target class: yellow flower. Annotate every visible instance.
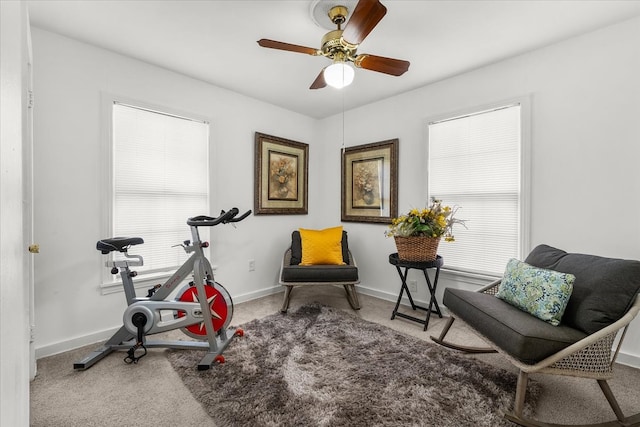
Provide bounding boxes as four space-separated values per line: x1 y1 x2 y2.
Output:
385 197 465 240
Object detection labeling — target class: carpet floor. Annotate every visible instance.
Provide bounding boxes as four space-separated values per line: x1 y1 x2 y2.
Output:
30 287 640 426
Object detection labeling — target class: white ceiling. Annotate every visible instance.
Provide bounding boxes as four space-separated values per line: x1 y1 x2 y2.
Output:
27 0 640 119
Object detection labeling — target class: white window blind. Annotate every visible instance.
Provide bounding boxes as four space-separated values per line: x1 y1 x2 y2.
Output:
428 104 522 275
112 102 209 274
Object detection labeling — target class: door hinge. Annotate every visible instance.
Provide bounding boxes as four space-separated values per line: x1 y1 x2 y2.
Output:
27 90 34 109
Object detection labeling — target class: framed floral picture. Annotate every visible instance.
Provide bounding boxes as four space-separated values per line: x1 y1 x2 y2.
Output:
254 132 308 215
341 139 398 223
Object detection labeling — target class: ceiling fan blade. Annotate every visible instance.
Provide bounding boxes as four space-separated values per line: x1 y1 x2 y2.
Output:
341 0 387 45
310 69 327 90
257 39 319 56
355 54 410 76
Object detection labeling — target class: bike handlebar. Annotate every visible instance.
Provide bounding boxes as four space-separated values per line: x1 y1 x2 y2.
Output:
187 208 252 227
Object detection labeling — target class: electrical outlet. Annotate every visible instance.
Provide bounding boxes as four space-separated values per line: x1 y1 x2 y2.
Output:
248 259 255 271
408 280 417 293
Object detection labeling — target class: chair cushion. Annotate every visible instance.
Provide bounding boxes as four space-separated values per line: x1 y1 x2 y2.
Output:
525 245 640 334
281 264 359 283
290 230 350 265
444 288 587 364
496 258 575 326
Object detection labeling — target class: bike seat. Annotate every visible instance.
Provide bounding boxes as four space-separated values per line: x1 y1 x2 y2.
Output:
96 237 144 254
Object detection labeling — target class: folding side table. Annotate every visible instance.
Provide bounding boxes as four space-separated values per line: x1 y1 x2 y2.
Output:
389 252 443 330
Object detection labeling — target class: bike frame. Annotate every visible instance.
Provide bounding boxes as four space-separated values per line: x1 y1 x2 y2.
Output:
74 209 249 371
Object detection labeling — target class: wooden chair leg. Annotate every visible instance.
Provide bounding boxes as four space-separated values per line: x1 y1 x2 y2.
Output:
430 316 497 354
431 315 455 342
514 370 529 417
598 379 628 423
344 284 361 310
503 371 532 426
281 285 293 313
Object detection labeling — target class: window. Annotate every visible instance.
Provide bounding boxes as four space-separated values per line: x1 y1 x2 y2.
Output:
107 100 210 278
427 100 529 276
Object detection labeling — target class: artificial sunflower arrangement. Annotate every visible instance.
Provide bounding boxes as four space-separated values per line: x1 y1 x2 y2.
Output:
385 198 464 242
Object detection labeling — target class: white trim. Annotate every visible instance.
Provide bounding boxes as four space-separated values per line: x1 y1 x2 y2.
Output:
113 100 209 125
428 103 519 125
356 284 438 311
99 92 114 284
231 285 283 305
439 269 500 287
519 95 532 256
35 326 120 359
615 351 640 369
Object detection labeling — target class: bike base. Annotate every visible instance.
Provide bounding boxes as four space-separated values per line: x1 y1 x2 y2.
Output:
73 327 244 371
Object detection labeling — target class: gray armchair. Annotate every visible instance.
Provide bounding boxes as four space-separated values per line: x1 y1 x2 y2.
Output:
279 230 360 313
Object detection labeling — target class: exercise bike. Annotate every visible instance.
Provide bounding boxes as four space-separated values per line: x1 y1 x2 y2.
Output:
73 207 251 371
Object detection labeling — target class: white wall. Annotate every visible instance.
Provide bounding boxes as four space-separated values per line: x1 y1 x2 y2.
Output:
319 16 640 364
32 15 640 366
31 28 321 357
1 1 31 425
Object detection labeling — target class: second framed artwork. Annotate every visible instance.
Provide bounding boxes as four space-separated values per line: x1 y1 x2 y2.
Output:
254 132 309 215
341 139 398 223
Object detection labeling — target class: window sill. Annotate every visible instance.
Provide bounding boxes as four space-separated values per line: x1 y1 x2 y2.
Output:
439 267 501 287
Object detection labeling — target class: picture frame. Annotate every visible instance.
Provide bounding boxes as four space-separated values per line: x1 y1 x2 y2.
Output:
254 132 309 215
341 139 398 223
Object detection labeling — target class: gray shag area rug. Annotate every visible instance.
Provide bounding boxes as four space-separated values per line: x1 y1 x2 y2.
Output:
168 303 540 426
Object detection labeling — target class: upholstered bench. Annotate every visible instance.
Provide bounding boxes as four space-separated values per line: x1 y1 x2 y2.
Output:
432 244 640 427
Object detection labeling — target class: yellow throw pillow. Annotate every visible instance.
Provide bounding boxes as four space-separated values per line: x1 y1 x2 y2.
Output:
299 226 346 266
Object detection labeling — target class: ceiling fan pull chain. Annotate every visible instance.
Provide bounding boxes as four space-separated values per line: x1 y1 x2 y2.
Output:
342 89 346 153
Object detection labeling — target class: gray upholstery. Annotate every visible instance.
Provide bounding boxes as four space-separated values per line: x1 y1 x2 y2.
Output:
525 244 640 334
281 249 359 282
281 265 358 282
444 288 586 363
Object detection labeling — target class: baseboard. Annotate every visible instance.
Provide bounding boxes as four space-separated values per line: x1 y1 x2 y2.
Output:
616 351 640 369
231 285 283 304
35 326 121 359
356 284 438 311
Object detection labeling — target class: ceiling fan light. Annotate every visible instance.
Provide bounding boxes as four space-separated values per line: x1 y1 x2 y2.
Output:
324 62 355 89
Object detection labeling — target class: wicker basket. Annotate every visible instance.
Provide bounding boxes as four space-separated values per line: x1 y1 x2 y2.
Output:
394 236 441 262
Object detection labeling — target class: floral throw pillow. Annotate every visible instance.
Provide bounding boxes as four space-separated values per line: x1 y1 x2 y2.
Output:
496 258 575 326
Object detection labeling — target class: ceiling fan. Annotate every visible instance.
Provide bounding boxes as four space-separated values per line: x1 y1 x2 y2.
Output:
257 0 410 89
